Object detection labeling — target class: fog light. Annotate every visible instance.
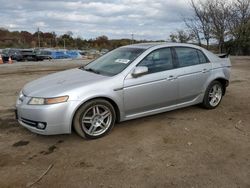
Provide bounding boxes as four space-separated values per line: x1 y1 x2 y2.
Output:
37 122 46 129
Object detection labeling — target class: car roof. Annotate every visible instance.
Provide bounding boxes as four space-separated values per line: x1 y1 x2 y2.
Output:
123 42 165 49
123 42 203 50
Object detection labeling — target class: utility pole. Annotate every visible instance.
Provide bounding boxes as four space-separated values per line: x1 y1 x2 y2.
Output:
131 33 134 44
37 27 41 48
55 35 57 48
63 38 66 49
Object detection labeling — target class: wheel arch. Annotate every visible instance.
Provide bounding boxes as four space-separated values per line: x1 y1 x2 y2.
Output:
70 96 121 133
213 77 229 95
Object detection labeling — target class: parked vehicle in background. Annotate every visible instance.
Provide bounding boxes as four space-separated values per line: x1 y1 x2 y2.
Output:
0 53 9 63
65 50 82 59
34 49 52 61
100 49 109 55
16 43 231 139
19 49 38 61
2 48 23 61
86 49 101 59
50 50 68 59
79 50 87 56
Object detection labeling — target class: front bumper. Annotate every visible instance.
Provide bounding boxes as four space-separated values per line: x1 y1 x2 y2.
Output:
16 100 79 135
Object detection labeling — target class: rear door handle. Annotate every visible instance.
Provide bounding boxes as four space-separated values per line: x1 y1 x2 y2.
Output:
202 69 210 73
167 75 177 81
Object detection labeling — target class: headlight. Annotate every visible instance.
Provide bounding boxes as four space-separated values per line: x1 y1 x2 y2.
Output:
28 96 69 105
29 98 45 105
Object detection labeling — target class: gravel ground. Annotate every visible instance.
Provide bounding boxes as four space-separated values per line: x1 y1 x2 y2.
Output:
0 57 250 188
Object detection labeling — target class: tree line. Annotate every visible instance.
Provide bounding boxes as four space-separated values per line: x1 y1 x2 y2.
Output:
170 0 250 55
0 0 249 55
0 28 160 51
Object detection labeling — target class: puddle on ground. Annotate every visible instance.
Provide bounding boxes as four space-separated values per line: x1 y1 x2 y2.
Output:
13 140 30 147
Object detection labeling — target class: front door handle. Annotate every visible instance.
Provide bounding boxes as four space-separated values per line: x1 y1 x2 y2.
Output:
167 75 176 81
202 69 210 73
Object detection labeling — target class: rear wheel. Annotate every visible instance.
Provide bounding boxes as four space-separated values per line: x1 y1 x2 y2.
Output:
73 99 116 139
202 81 223 109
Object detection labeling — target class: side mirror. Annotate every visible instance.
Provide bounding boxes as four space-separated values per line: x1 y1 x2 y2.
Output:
132 66 148 78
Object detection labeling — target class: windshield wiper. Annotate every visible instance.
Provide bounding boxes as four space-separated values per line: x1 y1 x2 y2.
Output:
82 67 100 74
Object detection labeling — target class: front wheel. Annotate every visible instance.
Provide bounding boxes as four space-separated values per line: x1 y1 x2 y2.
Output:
202 81 223 109
73 99 116 139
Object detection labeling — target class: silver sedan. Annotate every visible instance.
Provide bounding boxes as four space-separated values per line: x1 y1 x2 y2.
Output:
16 43 231 139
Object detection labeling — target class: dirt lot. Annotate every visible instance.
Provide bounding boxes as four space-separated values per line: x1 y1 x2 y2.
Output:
0 57 250 188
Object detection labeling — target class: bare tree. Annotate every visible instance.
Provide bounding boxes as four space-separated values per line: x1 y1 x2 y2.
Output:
228 0 250 54
66 31 74 37
169 30 194 43
207 0 231 53
184 17 202 46
188 0 212 49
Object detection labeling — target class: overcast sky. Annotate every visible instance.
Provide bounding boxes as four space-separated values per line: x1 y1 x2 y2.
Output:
0 0 193 40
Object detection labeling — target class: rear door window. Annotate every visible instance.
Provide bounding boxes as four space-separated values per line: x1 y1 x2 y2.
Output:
197 50 209 64
175 47 200 67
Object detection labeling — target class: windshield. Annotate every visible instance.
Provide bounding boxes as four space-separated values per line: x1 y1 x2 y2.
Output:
83 47 145 76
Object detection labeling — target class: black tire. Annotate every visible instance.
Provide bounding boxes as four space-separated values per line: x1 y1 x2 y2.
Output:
202 80 223 109
73 99 116 139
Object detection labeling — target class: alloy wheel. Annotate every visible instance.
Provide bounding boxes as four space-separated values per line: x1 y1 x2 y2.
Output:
208 84 222 107
81 105 112 136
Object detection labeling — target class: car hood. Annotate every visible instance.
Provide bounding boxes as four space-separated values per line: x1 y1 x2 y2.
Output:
23 68 107 97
